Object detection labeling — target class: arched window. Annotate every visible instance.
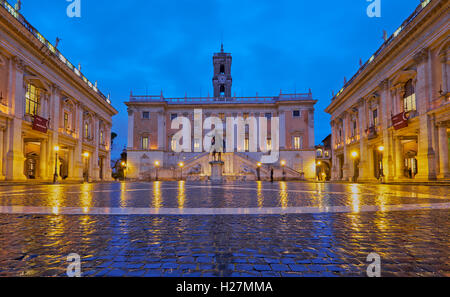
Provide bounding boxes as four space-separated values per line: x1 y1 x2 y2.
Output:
220 85 225 97
403 79 416 112
220 64 225 74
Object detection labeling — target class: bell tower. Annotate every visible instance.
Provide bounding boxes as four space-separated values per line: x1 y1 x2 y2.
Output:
212 44 232 98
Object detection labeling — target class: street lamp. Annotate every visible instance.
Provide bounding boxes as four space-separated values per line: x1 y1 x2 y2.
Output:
351 151 359 159
121 161 127 180
281 160 286 181
256 162 262 181
179 162 184 180
378 146 385 152
154 160 160 181
53 146 60 184
83 152 90 182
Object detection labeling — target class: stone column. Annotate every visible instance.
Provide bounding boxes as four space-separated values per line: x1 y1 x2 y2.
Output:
6 57 26 181
279 111 286 149
39 139 47 180
0 127 5 180
342 112 350 181
358 98 370 181
440 52 449 94
308 109 315 149
330 120 338 180
71 103 84 181
104 123 113 181
379 79 393 181
395 137 404 180
92 115 100 181
438 124 449 179
47 84 61 180
414 49 437 181
127 108 134 150
157 111 165 150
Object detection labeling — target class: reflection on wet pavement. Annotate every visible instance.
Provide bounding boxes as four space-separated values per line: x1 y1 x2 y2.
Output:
0 182 448 277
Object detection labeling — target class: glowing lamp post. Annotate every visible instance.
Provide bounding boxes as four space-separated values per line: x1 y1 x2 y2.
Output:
83 152 90 182
281 160 286 181
256 162 262 181
179 162 184 180
154 160 160 181
53 146 60 184
121 161 127 180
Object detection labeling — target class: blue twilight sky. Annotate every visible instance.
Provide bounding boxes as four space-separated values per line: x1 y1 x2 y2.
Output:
17 0 419 159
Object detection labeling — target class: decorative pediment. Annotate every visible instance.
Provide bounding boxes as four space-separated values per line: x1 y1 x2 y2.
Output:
391 70 417 85
23 74 51 93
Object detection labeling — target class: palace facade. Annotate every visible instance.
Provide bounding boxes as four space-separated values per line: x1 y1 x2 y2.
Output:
125 45 317 181
325 0 449 182
0 1 117 182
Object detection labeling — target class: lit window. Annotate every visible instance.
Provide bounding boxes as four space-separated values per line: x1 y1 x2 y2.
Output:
294 136 302 150
142 136 149 150
267 139 272 151
100 131 104 145
403 79 416 112
244 138 249 152
194 139 201 150
64 112 69 131
25 84 40 116
243 113 249 120
171 137 177 151
142 111 150 119
373 109 378 126
84 123 90 138
293 110 300 117
219 113 225 120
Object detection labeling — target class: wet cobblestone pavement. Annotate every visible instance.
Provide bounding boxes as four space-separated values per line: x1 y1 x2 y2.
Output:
0 182 449 277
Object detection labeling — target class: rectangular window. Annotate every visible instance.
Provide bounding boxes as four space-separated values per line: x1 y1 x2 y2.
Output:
64 112 69 131
294 136 302 150
244 138 249 152
194 139 201 150
373 109 378 126
100 131 104 145
219 113 225 120
142 111 150 119
265 113 272 119
404 94 416 112
243 113 249 120
25 84 40 116
142 136 149 150
267 139 272 151
171 113 178 121
84 123 89 138
293 110 300 118
171 138 177 151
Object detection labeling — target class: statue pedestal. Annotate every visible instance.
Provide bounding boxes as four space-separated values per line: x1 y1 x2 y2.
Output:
209 161 224 182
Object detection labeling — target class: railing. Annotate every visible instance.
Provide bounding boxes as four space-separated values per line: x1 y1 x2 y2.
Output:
0 0 111 105
129 93 313 104
332 0 433 102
